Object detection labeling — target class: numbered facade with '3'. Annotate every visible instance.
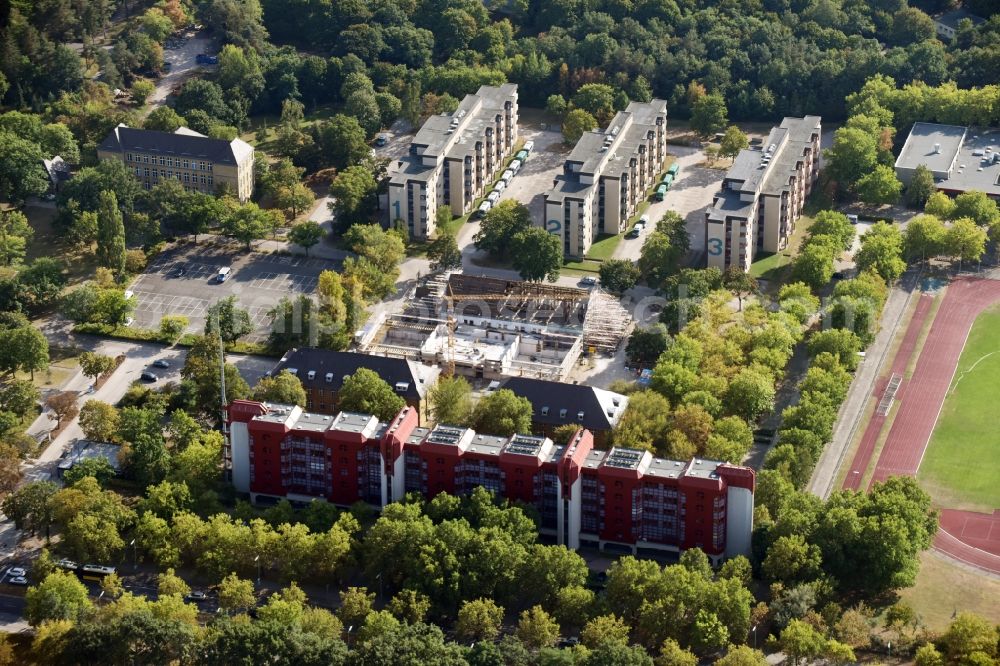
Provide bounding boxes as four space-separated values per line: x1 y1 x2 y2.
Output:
705 116 822 272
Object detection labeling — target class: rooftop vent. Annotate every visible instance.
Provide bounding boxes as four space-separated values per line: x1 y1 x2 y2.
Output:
541 406 549 416
307 370 316 380
325 372 334 383
577 411 585 421
395 382 410 393
934 143 941 154
287 368 298 376
559 408 568 419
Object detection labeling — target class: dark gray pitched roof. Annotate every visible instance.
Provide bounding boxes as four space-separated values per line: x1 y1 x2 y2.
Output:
499 377 628 432
97 125 247 165
270 348 436 401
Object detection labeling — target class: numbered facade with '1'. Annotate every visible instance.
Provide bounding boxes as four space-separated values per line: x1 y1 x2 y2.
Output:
705 116 821 271
388 84 518 239
543 100 669 258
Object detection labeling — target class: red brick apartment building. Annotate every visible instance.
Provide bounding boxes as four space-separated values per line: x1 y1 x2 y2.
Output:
228 400 755 562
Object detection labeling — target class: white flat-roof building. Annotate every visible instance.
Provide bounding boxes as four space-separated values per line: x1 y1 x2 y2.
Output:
894 123 1000 200
705 116 821 272
388 84 518 239
543 100 668 258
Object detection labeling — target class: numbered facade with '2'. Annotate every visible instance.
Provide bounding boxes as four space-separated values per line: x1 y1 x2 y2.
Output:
705 116 822 271
543 100 669 259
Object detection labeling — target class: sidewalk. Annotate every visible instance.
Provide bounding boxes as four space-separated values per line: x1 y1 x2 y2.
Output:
808 269 920 499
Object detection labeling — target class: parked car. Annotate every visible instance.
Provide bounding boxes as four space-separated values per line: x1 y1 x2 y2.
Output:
140 372 158 383
493 181 506 194
500 169 514 183
216 266 232 282
523 140 534 153
56 559 78 571
186 590 208 602
8 576 27 586
579 276 598 286
637 214 650 228
509 160 521 175
124 290 134 300
486 191 501 204
152 359 170 369
626 225 641 239
847 214 859 225
195 53 219 65
7 568 26 578
375 133 389 146
124 317 135 327
478 201 492 217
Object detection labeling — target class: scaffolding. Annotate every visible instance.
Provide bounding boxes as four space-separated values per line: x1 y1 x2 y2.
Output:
582 288 632 353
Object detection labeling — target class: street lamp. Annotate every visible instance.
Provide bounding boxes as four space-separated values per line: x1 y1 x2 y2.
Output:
751 625 757 649
130 538 137 570
254 555 261 586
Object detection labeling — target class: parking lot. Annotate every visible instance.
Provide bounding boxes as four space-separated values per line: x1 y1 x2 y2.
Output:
128 242 336 341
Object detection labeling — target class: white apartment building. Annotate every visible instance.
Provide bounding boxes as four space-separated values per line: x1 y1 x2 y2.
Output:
543 100 668 258
388 84 518 239
705 116 821 271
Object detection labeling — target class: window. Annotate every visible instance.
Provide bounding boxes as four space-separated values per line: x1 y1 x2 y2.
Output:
127 154 133 162
183 160 189 169
541 406 549 416
143 155 149 164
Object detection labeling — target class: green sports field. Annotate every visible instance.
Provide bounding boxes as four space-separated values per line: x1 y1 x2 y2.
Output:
918 305 1000 511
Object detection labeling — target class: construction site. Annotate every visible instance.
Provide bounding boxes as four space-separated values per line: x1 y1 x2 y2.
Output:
358 273 631 382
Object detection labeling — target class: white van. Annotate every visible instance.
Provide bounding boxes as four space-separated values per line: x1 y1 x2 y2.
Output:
216 267 232 283
500 169 514 183
493 180 506 194
638 214 650 228
523 140 534 153
509 160 522 175
478 201 492 216
487 190 501 204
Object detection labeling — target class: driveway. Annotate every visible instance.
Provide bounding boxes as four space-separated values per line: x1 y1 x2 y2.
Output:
612 146 723 262
148 30 215 110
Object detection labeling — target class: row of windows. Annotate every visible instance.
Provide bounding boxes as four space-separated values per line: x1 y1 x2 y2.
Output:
134 167 213 186
127 153 213 171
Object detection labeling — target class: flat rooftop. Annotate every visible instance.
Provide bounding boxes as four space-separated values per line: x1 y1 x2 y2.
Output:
895 122 967 174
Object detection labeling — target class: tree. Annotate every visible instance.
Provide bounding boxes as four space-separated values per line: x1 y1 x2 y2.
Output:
0 319 48 378
130 78 154 105
456 598 505 642
288 221 323 256
790 243 836 291
0 132 48 203
63 457 116 488
223 203 279 250
943 217 987 268
144 106 186 132
915 643 944 666
0 379 40 417
780 620 826 666
657 639 698 666
25 571 92 626
0 210 33 266
45 392 78 426
338 586 375 628
252 370 307 406
905 164 935 208
856 165 903 205
516 605 560 651
626 324 670 367
205 296 253 343
954 190 1000 227
474 200 531 260
303 115 370 172
571 84 616 118
429 375 473 426
511 227 562 282
79 352 116 383
761 534 822 584
903 214 946 261
1 481 57 536
725 369 775 422
562 109 598 145
580 614 630 649
924 191 956 219
599 259 641 294
472 389 533 436
338 368 406 420
217 573 256 615
722 266 757 311
807 329 863 370
79 400 120 443
96 190 126 278
824 127 878 188
159 315 188 343
329 166 377 222
716 646 768 666
941 613 998 664
690 94 728 137
856 222 906 282
427 233 463 271
719 126 749 160
386 589 431 625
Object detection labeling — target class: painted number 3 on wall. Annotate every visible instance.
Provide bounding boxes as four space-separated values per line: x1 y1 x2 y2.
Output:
707 238 723 256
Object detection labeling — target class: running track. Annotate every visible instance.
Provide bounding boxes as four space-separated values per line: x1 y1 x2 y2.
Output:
841 294 934 491
864 277 1000 574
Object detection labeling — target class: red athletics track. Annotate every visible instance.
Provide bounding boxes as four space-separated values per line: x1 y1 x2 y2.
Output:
841 294 934 491
864 277 1000 574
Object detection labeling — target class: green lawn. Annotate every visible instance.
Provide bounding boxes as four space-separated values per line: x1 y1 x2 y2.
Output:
748 212 816 283
586 234 622 261
917 305 1000 512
